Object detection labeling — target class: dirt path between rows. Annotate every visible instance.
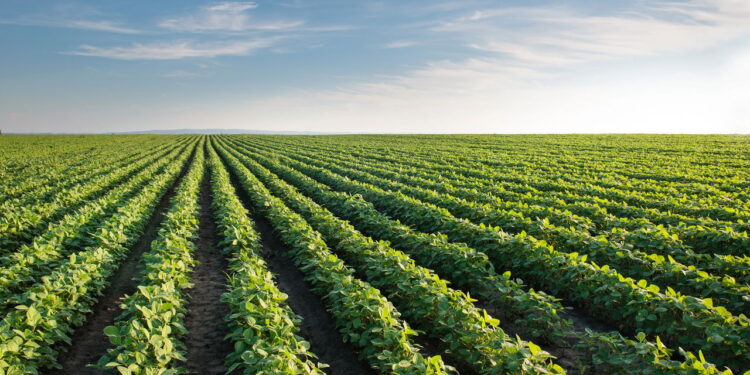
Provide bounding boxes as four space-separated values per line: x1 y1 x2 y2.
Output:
183 171 232 375
250 214 375 375
481 294 618 374
46 153 194 375
219 155 373 375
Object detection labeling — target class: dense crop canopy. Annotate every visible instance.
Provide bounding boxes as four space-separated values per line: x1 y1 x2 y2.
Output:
0 134 746 374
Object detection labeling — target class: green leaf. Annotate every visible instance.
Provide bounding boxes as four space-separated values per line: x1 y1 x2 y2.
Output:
528 342 542 356
26 306 42 327
104 325 120 337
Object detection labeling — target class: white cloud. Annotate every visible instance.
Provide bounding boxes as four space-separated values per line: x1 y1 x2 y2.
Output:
292 0 750 111
304 25 357 32
468 41 589 66
68 20 140 34
66 38 278 60
144 56 747 134
383 40 417 48
0 18 140 34
146 0 748 134
436 0 750 68
10 0 749 134
159 1 303 32
206 2 258 13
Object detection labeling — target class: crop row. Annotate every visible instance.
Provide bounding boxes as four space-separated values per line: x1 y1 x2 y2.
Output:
0 139 195 374
206 144 326 374
222 138 749 371
252 143 750 314
214 139 452 374
291 136 750 218
0 136 187 208
216 138 564 374
0 136 177 202
272 138 750 262
0 141 192 314
0 136 188 218
243 137 750 257
273 134 747 204
223 137 735 374
98 138 206 373
243 137 749 266
0 137 195 256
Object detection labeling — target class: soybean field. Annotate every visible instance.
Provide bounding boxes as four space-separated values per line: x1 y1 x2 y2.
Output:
0 134 748 375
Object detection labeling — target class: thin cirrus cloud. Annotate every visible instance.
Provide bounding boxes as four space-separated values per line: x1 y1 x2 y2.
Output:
383 40 417 49
66 38 279 60
437 0 750 69
0 18 140 34
220 0 749 133
159 1 304 32
337 0 750 98
65 20 140 34
205 2 258 12
61 2 303 61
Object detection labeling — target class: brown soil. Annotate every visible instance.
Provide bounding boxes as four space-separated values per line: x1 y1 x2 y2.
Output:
560 308 616 333
183 171 232 375
251 213 375 375
220 155 374 375
481 298 618 375
336 254 465 374
409 333 465 375
45 153 194 375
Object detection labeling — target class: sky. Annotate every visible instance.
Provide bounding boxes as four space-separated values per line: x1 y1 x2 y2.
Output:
1 0 749 134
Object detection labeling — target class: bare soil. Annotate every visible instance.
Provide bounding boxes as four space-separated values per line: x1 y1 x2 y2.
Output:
336 255 466 374
409 333 467 375
220 154 374 374
183 172 232 375
560 308 616 333
481 297 618 375
45 154 194 375
251 213 375 375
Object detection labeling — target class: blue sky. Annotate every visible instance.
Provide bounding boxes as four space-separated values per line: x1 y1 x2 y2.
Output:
1 0 749 133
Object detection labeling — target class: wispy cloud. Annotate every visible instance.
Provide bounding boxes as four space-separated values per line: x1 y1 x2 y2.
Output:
0 18 140 34
213 0 749 133
207 2 258 13
303 25 357 32
159 1 303 33
435 0 750 68
311 0 750 100
383 40 417 49
66 38 279 60
68 20 140 34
